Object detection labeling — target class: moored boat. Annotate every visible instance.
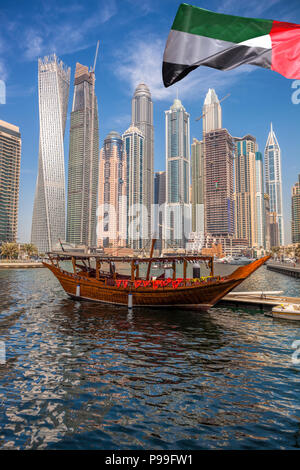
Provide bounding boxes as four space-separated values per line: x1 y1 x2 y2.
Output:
272 303 300 321
43 241 270 311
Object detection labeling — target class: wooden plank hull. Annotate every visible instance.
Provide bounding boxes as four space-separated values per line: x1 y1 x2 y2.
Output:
43 255 270 311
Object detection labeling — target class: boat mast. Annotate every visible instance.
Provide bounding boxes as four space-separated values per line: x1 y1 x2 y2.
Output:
146 239 156 280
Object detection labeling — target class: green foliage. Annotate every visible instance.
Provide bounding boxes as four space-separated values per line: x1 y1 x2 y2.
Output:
23 243 38 257
0 242 19 260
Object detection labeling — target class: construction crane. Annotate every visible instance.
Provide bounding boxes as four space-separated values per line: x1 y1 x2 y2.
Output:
91 40 100 73
195 93 230 121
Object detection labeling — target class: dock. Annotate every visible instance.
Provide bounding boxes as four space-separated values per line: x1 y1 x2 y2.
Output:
0 262 45 269
266 262 300 278
218 291 300 310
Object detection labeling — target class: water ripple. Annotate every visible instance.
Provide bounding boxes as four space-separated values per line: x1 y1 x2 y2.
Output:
0 266 299 449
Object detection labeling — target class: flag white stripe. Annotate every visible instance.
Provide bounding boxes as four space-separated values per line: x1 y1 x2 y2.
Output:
163 29 271 67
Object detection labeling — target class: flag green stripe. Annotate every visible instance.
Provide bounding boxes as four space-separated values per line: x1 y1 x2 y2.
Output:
172 3 273 43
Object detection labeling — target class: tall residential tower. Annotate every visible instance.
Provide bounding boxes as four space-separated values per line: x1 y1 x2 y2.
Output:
66 62 99 247
191 138 205 234
31 54 70 253
292 174 300 244
165 98 190 248
123 125 145 250
131 83 154 245
234 135 257 247
98 131 127 248
204 128 234 236
0 120 21 243
264 123 284 246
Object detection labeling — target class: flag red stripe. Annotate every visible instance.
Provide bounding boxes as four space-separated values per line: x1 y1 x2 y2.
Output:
270 20 300 79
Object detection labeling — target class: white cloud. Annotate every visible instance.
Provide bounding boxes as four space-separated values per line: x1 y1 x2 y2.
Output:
24 30 44 61
0 58 8 81
114 36 256 103
22 1 117 61
111 114 131 128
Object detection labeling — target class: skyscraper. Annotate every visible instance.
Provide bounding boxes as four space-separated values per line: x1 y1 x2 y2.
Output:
255 151 265 250
98 131 127 248
264 193 271 252
31 54 70 253
0 120 21 243
66 62 99 247
202 88 222 134
204 129 234 236
131 83 154 245
165 98 190 248
234 135 257 247
123 125 145 250
191 138 205 234
264 123 284 245
292 174 300 244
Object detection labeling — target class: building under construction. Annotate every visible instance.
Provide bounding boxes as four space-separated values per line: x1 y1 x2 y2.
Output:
204 128 234 236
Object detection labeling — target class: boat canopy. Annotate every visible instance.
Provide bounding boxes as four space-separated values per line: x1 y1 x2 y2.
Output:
47 251 214 264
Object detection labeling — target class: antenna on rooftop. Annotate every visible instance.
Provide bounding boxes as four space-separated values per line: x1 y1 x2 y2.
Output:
195 93 230 121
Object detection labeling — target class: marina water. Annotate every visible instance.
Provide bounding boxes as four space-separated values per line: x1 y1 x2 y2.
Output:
0 266 299 449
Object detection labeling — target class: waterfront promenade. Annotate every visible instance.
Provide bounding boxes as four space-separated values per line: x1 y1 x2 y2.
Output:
0 260 44 269
267 262 300 278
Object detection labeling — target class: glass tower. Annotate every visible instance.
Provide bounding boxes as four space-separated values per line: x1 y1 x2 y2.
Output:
165 98 190 248
31 54 70 253
131 83 154 247
123 125 145 250
66 62 99 247
264 123 284 246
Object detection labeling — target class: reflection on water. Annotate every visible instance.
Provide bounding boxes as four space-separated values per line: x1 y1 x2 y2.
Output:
0 266 299 449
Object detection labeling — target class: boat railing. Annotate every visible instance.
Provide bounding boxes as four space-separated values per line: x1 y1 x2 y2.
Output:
58 266 222 288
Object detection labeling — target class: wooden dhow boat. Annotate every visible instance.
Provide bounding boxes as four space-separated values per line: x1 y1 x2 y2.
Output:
44 241 270 311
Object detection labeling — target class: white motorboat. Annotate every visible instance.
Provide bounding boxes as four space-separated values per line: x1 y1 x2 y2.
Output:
272 303 300 321
228 256 252 265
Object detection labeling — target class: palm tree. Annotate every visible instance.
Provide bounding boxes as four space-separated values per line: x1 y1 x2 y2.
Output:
0 242 19 260
295 244 300 260
23 243 38 258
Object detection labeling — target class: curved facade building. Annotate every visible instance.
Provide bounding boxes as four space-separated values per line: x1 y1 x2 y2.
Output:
31 54 70 253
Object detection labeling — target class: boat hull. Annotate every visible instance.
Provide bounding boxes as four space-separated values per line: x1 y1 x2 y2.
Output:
272 312 300 321
43 255 270 311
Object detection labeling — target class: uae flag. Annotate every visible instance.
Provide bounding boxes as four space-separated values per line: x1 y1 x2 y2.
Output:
163 3 300 87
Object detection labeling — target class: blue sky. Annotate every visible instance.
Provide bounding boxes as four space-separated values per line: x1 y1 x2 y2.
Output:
0 0 300 243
